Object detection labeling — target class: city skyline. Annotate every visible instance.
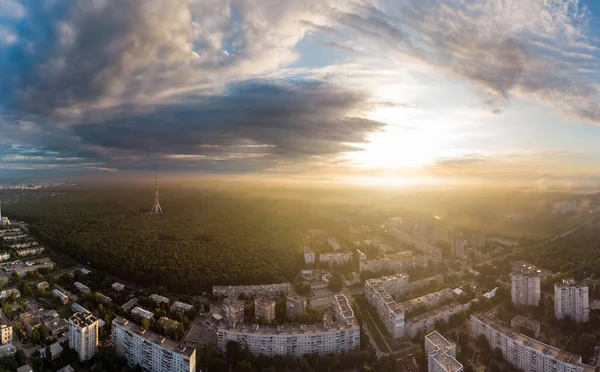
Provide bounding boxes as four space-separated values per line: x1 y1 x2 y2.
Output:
2 0 600 187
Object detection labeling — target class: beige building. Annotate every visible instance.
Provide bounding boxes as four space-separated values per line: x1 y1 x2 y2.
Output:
425 331 463 372
255 298 276 323
69 312 98 361
555 278 589 323
223 298 245 326
0 323 12 344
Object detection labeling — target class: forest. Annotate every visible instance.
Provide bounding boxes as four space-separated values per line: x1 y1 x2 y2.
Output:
3 184 359 293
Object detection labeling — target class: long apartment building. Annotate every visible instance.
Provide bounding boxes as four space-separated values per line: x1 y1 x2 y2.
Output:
217 321 359 358
112 316 196 372
333 294 354 324
511 265 541 307
405 302 466 339
213 283 291 299
469 313 595 372
425 331 463 372
319 252 353 266
400 288 455 313
364 276 407 339
555 278 589 323
358 250 414 273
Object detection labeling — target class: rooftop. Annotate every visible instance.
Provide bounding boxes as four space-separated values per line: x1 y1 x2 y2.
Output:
287 292 305 302
408 302 462 324
219 321 359 336
113 316 194 357
69 312 97 328
473 314 590 368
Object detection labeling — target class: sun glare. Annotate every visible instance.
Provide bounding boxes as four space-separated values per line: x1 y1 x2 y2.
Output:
345 107 450 169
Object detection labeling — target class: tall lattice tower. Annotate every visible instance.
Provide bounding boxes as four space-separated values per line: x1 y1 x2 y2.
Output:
150 163 163 214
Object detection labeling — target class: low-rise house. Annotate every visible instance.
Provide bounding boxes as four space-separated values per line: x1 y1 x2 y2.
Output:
131 307 154 320
71 303 90 314
170 301 194 313
19 312 41 335
52 289 69 304
112 282 124 292
74 282 90 295
149 294 169 305
36 281 49 290
95 293 112 304
39 342 63 360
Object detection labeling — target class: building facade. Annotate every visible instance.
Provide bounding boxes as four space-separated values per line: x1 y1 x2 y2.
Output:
511 267 541 307
425 331 463 372
255 298 276 323
213 283 291 299
364 278 405 339
304 247 316 264
217 322 359 357
554 279 589 323
69 312 98 361
469 313 594 372
223 298 245 326
405 302 466 339
112 317 196 372
286 292 307 320
0 323 12 344
319 253 353 266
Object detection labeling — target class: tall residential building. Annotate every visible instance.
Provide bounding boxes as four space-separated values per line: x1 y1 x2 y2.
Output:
212 283 290 299
0 323 12 344
405 302 466 339
511 266 541 307
470 313 594 372
223 298 245 326
69 312 98 361
470 231 486 248
304 246 316 264
554 278 589 323
425 331 463 372
364 277 405 339
217 321 359 357
333 294 354 324
255 298 276 323
453 238 468 260
112 317 196 372
286 292 307 320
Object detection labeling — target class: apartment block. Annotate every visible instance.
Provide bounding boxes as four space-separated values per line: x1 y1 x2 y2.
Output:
304 246 316 264
0 323 12 344
171 301 194 313
149 294 170 305
358 250 415 274
405 302 466 339
52 289 69 304
223 298 245 326
319 252 353 266
74 282 90 295
333 294 354 324
554 278 589 323
399 288 455 313
286 292 307 320
213 283 291 299
217 321 359 357
69 312 98 361
511 266 541 307
364 278 405 339
425 331 463 372
469 313 594 372
112 317 196 372
131 307 154 320
255 298 276 323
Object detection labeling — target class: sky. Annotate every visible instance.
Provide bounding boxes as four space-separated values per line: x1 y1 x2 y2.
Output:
2 0 600 187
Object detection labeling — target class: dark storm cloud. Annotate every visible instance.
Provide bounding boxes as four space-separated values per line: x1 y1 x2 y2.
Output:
72 81 386 158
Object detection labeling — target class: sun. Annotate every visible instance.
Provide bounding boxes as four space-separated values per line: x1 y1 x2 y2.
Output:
345 107 450 169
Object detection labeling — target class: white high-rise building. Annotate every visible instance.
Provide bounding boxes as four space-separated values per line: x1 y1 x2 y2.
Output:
511 266 541 307
112 317 196 372
69 312 98 361
470 313 594 372
554 278 589 323
425 331 463 372
364 276 406 339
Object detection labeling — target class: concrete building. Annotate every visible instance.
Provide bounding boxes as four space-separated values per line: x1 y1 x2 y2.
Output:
112 316 196 372
367 274 410 297
0 289 19 299
319 252 353 266
453 237 468 260
213 283 291 299
36 281 49 290
364 277 405 339
358 250 415 274
399 288 455 313
69 312 98 361
255 298 276 323
510 315 541 338
223 298 245 326
470 313 594 372
555 278 589 323
217 321 359 357
304 246 316 264
470 231 486 249
74 282 90 295
0 324 12 344
52 289 69 304
327 238 341 251
333 294 354 323
425 331 463 372
39 342 63 360
19 312 41 335
286 292 307 320
112 282 125 292
71 303 91 314
96 293 112 304
131 307 154 320
344 272 361 287
511 266 541 307
149 294 169 305
405 302 466 339
171 301 194 313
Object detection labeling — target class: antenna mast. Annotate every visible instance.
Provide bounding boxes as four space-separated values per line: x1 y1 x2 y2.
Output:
150 162 163 214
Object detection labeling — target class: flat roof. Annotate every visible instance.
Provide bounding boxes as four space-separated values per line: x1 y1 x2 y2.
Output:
408 302 462 324
113 316 194 357
69 312 97 327
219 321 359 336
473 314 589 367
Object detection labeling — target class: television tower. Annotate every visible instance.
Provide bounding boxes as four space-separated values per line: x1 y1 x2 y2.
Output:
150 163 163 214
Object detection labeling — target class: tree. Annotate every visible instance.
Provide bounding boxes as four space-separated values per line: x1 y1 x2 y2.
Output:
44 345 53 368
327 273 344 293
234 360 256 372
15 349 25 366
476 335 490 353
492 347 503 361
226 341 242 367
